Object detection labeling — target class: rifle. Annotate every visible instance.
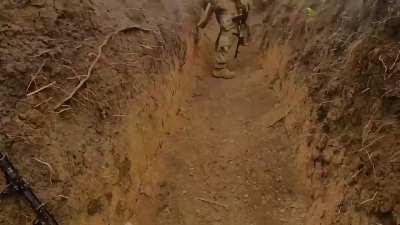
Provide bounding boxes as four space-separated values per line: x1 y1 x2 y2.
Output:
0 152 59 225
233 6 250 58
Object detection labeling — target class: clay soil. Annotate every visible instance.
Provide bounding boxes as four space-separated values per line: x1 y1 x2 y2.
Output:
2 1 400 225
151 62 308 225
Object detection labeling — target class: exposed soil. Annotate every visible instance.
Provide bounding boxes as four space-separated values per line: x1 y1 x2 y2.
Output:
2 1 400 225
153 65 307 225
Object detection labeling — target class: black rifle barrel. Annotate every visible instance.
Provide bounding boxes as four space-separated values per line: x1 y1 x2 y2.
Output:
0 152 59 225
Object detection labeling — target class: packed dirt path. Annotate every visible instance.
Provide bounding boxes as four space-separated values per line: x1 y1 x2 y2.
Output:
155 65 308 225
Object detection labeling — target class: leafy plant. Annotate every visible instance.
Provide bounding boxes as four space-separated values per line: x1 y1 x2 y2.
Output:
305 7 316 17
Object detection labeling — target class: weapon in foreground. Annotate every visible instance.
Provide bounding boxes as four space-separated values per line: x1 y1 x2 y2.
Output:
0 152 59 225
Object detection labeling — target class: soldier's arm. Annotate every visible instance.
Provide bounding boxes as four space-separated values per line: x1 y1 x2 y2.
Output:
197 2 214 29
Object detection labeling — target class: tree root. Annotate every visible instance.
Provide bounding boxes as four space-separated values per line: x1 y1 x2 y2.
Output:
54 25 154 110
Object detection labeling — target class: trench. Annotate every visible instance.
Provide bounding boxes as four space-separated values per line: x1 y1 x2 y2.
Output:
153 69 307 225
123 34 310 224
5 1 400 225
0 1 311 224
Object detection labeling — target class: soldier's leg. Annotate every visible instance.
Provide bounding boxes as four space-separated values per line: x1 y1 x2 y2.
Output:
239 24 250 46
213 21 237 79
216 29 235 64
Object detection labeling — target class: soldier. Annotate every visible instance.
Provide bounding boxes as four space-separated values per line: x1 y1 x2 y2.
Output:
197 0 250 79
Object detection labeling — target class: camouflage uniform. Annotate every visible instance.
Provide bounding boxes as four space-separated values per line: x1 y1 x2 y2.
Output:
214 0 239 72
198 0 249 78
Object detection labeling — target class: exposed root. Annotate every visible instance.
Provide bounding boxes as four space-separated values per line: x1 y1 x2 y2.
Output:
360 192 378 205
55 195 70 200
34 97 54 108
26 81 56 97
361 88 370 94
388 49 400 75
379 55 388 74
390 151 400 163
364 149 376 178
66 75 88 81
61 65 84 80
54 106 73 114
357 135 385 179
33 157 55 185
54 25 154 110
358 135 385 153
26 60 47 93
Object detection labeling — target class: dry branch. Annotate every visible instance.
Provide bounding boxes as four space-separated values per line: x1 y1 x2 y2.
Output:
54 25 154 110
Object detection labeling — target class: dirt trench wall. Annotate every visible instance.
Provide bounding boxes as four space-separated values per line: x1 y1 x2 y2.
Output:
256 0 400 224
0 0 200 225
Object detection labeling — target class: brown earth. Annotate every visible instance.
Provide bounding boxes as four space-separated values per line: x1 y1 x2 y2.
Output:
152 64 308 225
1 0 400 225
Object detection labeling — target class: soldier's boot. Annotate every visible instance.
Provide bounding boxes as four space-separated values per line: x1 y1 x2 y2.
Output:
240 36 249 46
212 68 235 79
